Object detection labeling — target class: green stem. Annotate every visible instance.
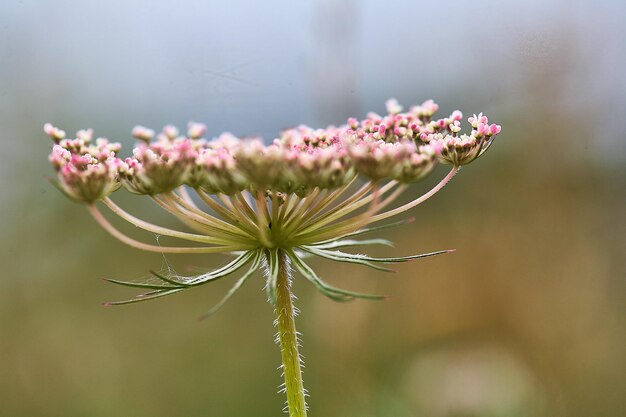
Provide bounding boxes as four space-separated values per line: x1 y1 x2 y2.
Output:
274 250 308 417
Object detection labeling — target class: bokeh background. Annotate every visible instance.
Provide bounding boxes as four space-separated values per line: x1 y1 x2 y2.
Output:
1 1 625 416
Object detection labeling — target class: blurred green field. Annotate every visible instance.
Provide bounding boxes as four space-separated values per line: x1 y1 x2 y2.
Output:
1 1 625 416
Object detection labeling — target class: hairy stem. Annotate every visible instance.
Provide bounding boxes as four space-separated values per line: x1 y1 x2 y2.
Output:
273 250 307 417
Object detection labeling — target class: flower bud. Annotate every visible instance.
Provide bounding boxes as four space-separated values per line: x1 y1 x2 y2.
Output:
385 98 403 115
132 125 155 142
44 123 66 143
187 122 207 139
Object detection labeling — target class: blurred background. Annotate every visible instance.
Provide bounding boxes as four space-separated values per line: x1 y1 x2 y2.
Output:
1 0 625 416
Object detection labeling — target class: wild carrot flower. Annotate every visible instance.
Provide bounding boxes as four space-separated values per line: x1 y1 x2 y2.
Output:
45 99 501 417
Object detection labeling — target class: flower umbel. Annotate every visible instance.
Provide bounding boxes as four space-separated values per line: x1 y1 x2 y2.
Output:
45 99 501 417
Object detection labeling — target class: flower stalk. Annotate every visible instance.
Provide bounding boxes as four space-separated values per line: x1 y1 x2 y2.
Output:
272 250 307 417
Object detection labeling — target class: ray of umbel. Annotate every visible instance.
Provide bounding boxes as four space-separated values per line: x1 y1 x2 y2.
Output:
45 99 501 417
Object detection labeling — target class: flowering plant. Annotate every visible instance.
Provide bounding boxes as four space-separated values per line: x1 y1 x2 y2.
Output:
45 99 500 416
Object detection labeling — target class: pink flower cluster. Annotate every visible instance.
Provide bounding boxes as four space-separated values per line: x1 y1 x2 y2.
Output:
123 124 202 194
420 112 502 166
45 100 502 203
46 124 123 202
